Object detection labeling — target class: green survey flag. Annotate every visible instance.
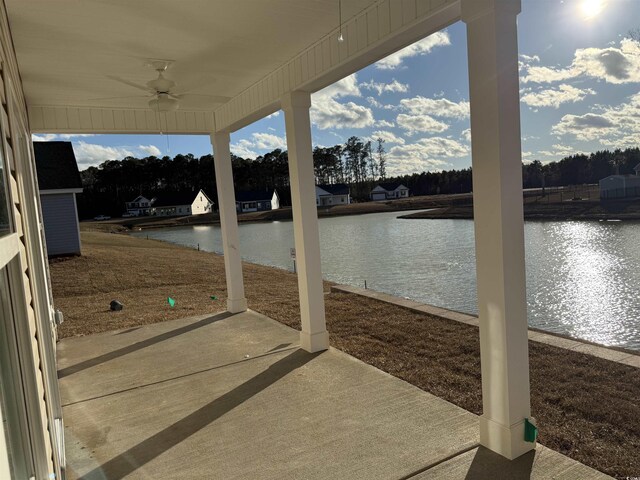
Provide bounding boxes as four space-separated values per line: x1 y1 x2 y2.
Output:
167 297 176 307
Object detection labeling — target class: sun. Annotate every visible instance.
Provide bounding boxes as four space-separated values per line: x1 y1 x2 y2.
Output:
580 0 606 19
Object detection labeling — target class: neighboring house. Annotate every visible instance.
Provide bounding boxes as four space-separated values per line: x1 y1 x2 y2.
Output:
151 189 213 216
599 166 640 199
316 184 351 206
125 195 155 216
370 182 410 201
236 190 280 213
34 141 83 256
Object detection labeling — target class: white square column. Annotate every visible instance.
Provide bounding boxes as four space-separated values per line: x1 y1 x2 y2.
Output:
210 132 248 314
462 0 534 460
282 91 329 353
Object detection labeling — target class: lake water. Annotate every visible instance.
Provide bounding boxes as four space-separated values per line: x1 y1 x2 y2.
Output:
132 211 640 351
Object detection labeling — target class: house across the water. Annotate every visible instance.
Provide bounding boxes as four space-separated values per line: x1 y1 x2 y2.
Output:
370 182 410 201
600 164 640 199
34 141 83 256
235 190 280 213
125 195 155 216
151 190 213 217
316 184 351 206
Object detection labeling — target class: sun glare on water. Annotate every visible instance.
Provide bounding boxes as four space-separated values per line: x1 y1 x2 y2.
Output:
580 0 606 20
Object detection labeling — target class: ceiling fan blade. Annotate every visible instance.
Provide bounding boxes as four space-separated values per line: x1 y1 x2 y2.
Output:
106 75 155 93
171 93 231 103
86 95 151 101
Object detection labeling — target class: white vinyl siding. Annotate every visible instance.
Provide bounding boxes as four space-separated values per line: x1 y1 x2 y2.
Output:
40 194 81 256
1 3 60 476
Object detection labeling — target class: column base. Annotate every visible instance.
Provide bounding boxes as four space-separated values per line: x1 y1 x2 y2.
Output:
300 330 329 353
227 297 248 314
480 416 535 460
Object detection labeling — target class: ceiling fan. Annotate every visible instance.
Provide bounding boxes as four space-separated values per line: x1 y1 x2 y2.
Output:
95 60 229 111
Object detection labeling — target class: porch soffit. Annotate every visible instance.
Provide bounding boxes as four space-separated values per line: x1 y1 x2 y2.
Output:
6 0 460 134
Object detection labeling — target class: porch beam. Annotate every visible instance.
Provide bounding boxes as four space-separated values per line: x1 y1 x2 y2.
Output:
462 0 533 459
281 91 329 353
210 132 247 314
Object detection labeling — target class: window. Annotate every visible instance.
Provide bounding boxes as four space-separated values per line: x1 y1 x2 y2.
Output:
0 142 12 237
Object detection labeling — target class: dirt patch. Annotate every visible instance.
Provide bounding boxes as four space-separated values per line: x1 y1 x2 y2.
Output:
50 232 640 478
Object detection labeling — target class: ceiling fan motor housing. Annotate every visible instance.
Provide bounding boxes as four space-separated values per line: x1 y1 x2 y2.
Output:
149 93 179 112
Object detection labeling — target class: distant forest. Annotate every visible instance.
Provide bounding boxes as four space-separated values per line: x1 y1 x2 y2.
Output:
77 136 640 218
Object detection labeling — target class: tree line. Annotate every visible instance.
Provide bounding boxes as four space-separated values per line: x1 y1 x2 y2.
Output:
76 138 640 218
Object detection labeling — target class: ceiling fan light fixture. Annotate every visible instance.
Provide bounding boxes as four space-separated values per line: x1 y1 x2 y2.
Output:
149 94 179 112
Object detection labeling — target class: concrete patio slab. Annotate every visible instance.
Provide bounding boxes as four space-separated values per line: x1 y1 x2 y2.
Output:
59 310 612 479
409 445 609 479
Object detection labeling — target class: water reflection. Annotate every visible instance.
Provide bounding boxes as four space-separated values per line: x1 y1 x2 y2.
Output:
133 214 640 350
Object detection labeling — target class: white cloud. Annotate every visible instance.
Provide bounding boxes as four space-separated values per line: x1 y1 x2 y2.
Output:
360 79 409 95
32 134 58 142
376 119 395 128
266 111 281 119
231 139 258 159
311 73 375 129
521 38 640 84
551 90 640 148
231 132 287 158
521 84 596 109
385 137 469 176
461 128 471 143
72 142 163 166
376 31 451 70
532 144 589 162
313 74 361 101
396 113 449 135
369 130 405 145
72 142 134 166
400 96 470 119
551 113 615 141
138 145 161 156
250 133 287 150
32 133 95 142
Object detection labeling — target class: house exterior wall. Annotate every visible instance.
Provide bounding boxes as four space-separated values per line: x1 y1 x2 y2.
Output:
190 191 212 215
0 1 60 476
271 191 280 210
40 193 81 256
125 196 152 216
600 175 640 199
317 193 350 206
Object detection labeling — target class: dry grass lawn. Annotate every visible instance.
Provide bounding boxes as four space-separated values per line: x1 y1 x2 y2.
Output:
51 232 640 478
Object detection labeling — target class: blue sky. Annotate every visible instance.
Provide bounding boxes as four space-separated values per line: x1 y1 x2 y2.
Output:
33 0 640 177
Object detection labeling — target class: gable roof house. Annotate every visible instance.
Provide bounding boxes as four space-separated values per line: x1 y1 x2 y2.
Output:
34 141 83 256
151 189 213 217
370 182 410 201
316 184 350 206
236 190 280 213
0 0 558 475
125 195 155 216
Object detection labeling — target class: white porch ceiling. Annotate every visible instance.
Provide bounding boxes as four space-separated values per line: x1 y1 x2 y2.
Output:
7 0 376 111
6 0 460 133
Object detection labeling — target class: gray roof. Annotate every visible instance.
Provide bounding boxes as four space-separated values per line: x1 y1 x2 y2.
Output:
153 190 209 208
375 182 408 192
317 183 349 195
34 141 82 190
236 190 275 202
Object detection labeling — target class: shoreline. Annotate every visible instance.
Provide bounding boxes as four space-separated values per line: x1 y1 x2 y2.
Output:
85 188 640 232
